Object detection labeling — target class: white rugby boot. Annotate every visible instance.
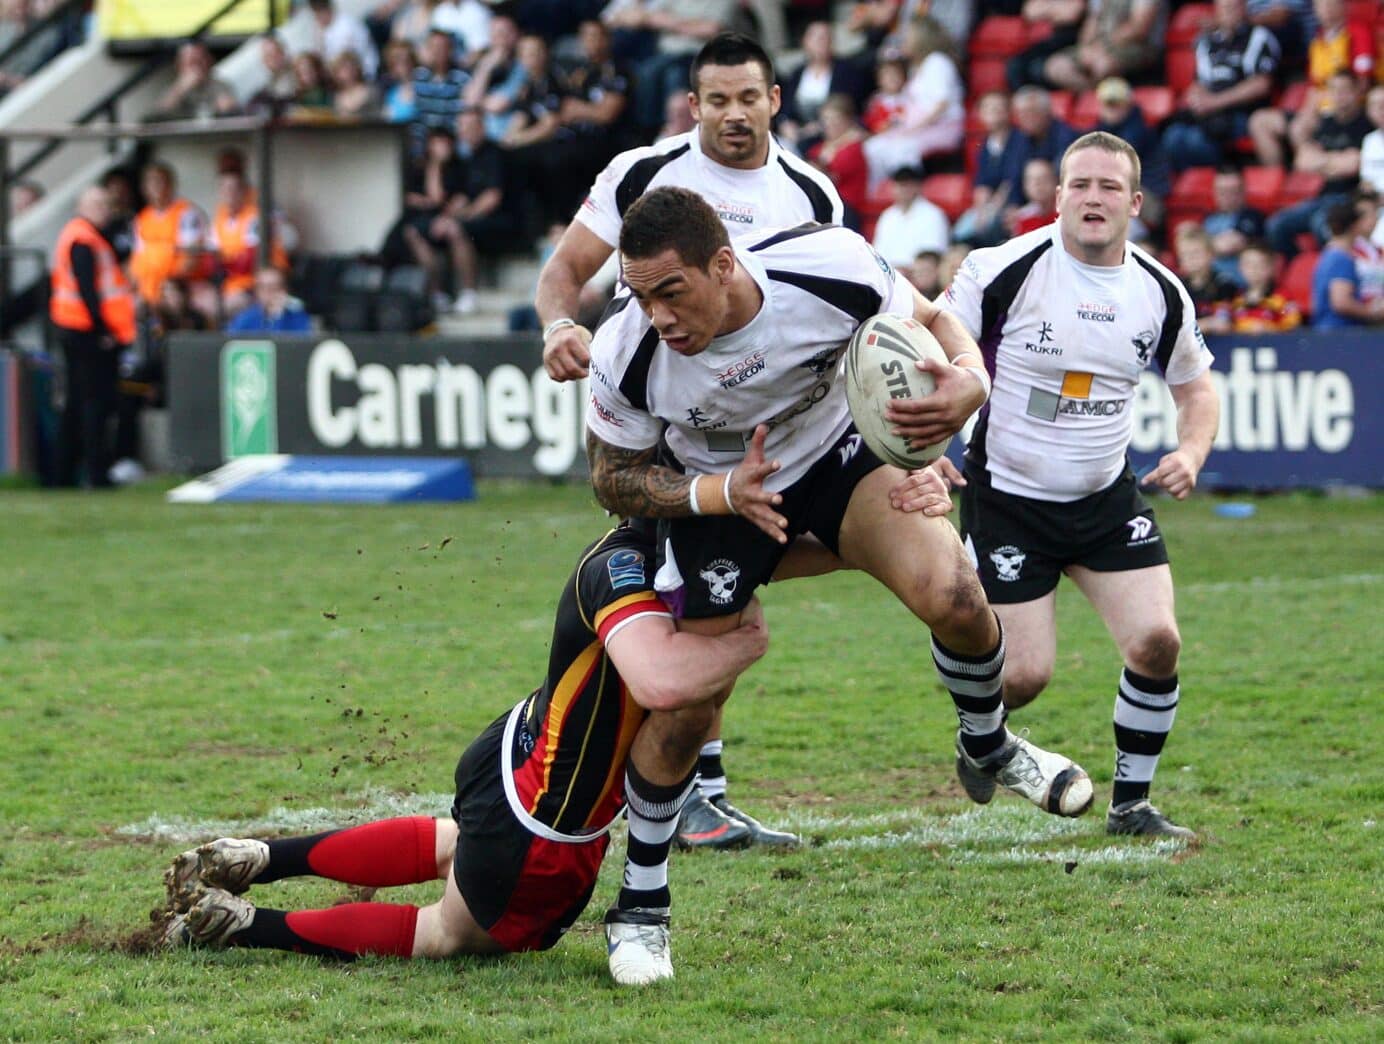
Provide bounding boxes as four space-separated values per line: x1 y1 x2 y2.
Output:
604 907 673 986
956 728 1094 817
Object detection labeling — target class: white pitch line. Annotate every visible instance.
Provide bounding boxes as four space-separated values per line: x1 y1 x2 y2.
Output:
117 792 1186 865
1181 572 1381 595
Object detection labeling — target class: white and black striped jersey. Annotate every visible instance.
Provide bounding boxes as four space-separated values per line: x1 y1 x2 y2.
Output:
941 223 1213 502
585 223 914 490
573 130 843 248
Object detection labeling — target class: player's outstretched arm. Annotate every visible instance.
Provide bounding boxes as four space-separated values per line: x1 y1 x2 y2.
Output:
586 426 789 543
535 223 612 381
605 598 769 711
1142 371 1220 500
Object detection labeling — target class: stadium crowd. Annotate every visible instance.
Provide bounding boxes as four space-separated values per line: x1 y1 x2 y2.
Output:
18 0 1384 484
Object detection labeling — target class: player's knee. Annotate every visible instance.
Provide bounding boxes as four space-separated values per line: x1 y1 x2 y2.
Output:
1127 624 1181 677
1002 667 1050 708
645 701 716 765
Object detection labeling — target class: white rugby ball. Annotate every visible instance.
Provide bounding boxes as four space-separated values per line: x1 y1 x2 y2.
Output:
844 313 952 469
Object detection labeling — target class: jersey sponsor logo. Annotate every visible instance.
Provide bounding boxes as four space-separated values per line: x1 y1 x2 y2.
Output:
589 360 612 388
607 549 647 589
581 195 597 212
1026 372 1127 420
699 558 741 605
990 545 1026 582
868 244 893 278
716 349 766 389
1132 329 1155 366
1077 303 1116 323
713 200 754 225
1022 320 1061 356
1125 515 1159 547
591 395 623 426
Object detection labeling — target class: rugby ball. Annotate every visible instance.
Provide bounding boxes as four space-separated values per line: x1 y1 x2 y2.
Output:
844 313 952 469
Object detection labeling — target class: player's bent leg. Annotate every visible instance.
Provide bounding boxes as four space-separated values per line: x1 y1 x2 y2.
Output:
838 468 1091 817
993 595 1058 710
413 866 508 958
1069 564 1194 839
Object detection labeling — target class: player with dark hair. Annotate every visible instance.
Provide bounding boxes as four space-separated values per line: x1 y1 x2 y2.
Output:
159 523 779 986
897 131 1220 838
584 186 1094 829
536 32 844 849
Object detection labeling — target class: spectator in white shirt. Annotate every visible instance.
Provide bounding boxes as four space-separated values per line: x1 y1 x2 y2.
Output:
872 165 950 265
306 0 379 81
861 18 964 189
1361 86 1384 246
431 0 491 63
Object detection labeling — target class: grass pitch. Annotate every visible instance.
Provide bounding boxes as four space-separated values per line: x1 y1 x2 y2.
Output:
0 482 1380 1041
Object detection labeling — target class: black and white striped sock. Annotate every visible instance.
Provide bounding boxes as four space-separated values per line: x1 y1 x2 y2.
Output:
932 621 1007 760
1112 668 1179 807
696 740 727 801
618 760 696 913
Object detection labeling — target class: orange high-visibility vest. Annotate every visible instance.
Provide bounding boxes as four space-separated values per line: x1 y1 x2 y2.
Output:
50 217 137 344
212 201 288 297
130 198 206 304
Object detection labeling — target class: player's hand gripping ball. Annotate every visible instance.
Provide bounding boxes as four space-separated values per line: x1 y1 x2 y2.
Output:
845 313 953 469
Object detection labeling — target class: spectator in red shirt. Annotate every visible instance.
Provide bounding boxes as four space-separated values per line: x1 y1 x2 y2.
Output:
809 94 871 232
1230 239 1302 331
1008 157 1058 235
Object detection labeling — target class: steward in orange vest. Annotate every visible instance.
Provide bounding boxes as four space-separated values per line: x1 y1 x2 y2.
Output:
129 161 211 306
50 187 135 488
51 205 137 344
211 170 289 309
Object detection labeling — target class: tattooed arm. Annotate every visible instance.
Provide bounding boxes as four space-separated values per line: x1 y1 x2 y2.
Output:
586 424 790 543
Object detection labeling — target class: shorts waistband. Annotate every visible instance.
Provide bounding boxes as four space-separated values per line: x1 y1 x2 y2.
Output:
500 701 622 844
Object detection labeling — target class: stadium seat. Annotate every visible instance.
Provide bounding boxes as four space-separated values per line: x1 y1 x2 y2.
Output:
1167 4 1212 46
1167 48 1196 94
1277 80 1309 114
1242 166 1285 213
921 173 972 221
1132 86 1175 126
969 16 1030 59
1170 167 1216 211
1025 19 1054 47
1165 209 1206 241
1279 171 1325 208
967 58 1009 98
1071 91 1101 130
1048 90 1074 125
1278 250 1318 318
964 130 986 179
375 266 435 333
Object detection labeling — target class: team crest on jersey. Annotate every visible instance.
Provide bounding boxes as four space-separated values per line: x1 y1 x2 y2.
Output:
699 559 741 605
716 349 766 389
799 347 839 377
990 545 1026 582
1132 329 1155 366
607 549 647 590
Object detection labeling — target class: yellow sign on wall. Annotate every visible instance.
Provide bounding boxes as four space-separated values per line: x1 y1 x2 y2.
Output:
99 0 290 42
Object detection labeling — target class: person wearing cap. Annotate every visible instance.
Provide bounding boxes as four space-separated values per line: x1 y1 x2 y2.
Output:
1093 77 1170 224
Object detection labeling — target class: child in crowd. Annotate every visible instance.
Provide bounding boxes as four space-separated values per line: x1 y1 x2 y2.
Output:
1230 240 1302 332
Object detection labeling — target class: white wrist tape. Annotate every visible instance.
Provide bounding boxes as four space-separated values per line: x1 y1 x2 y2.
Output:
542 317 577 341
723 472 737 516
688 476 703 515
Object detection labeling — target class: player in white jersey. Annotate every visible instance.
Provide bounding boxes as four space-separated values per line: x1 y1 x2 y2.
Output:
898 132 1221 838
585 185 1096 824
538 33 843 850
536 33 842 383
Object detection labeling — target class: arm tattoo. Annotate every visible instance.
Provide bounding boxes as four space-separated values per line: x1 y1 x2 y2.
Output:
587 431 694 518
